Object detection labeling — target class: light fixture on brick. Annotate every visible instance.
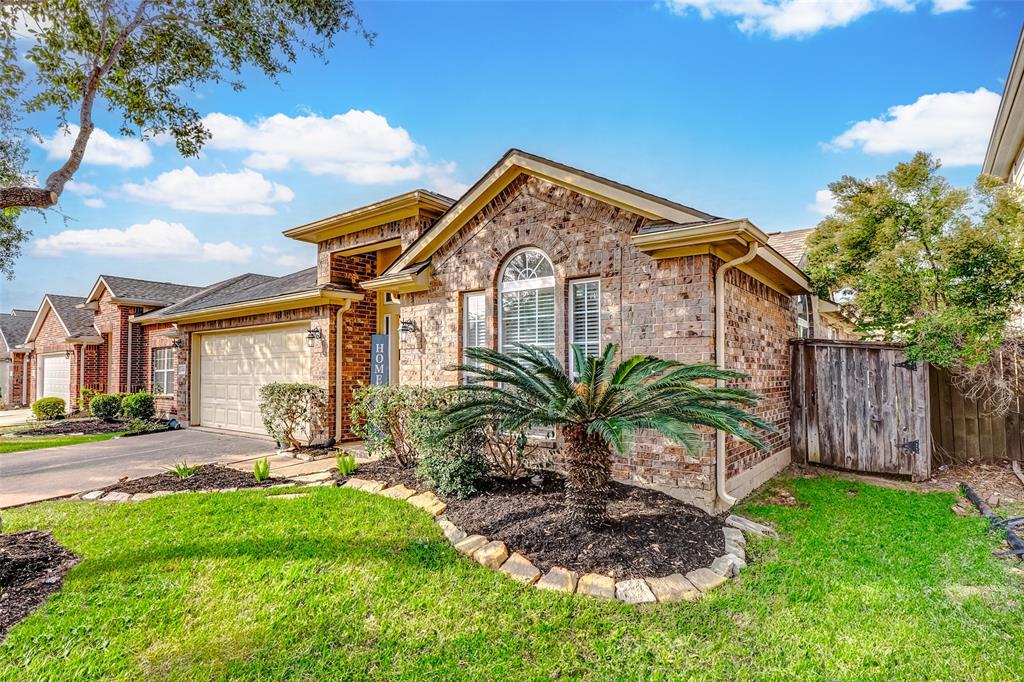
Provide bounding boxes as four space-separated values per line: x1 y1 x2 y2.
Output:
305 327 323 348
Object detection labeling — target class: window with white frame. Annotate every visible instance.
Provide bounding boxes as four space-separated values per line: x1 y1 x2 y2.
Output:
499 249 555 355
152 348 174 395
462 292 487 381
569 279 601 373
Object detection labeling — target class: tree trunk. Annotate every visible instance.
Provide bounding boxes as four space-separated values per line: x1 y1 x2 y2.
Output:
563 424 612 526
0 187 57 210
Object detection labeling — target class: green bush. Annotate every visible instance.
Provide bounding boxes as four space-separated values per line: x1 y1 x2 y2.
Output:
79 386 100 411
124 418 167 436
253 457 271 482
350 385 450 467
89 394 122 421
414 412 488 499
31 397 65 420
258 383 328 449
121 391 155 420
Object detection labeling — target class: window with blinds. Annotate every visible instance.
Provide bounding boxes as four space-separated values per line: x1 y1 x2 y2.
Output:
569 279 601 373
499 249 556 355
462 292 487 381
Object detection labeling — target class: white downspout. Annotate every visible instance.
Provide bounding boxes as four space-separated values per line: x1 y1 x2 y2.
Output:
79 345 86 410
126 321 133 393
714 241 759 509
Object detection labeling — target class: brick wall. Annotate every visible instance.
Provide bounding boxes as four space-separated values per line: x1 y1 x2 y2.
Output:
29 306 80 409
394 174 799 501
141 323 178 417
91 288 145 393
10 351 26 406
316 213 438 285
336 254 376 437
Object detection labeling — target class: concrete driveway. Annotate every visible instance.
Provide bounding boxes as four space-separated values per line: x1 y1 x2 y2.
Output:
0 428 279 508
0 408 33 428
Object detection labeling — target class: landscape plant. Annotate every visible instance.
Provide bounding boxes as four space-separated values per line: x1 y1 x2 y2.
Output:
258 383 328 449
120 391 155 420
170 460 199 479
439 343 771 524
253 457 270 482
335 451 358 476
30 397 64 421
88 394 121 421
480 425 536 479
350 385 448 466
414 411 488 499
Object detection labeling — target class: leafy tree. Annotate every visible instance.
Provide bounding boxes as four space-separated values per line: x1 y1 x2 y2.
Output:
806 152 1024 369
438 343 771 525
0 0 371 276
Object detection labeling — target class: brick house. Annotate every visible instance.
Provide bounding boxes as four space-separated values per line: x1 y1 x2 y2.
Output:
0 309 36 407
129 149 830 510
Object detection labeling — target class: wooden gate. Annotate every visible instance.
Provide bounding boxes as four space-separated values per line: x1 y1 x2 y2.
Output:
790 339 931 481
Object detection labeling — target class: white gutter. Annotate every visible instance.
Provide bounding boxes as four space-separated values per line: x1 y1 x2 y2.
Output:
714 240 759 508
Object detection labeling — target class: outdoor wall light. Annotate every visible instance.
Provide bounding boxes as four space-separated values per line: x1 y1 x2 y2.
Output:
399 319 418 343
64 350 71 359
306 327 323 348
171 338 184 350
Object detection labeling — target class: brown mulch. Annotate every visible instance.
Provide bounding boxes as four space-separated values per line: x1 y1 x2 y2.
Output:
334 457 421 489
103 464 275 494
926 462 1024 504
16 418 129 436
0 531 79 642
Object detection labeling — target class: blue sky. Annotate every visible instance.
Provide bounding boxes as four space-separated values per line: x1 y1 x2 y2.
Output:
3 0 1022 311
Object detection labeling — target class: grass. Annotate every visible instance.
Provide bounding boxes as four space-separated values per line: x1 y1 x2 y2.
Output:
1 475 1022 681
0 431 126 454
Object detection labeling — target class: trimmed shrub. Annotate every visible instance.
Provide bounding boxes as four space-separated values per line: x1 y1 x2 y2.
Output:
258 383 328 449
79 386 100 411
89 394 122 421
350 385 450 467
31 397 65 420
121 391 155 420
415 422 488 498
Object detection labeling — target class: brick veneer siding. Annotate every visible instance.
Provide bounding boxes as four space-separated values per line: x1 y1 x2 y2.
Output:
28 307 80 410
141 322 178 417
172 303 367 441
91 288 146 393
394 174 798 501
336 254 377 437
10 351 26 406
316 213 440 285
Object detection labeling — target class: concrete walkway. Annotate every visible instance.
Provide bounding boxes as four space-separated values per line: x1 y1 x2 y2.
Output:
1 428 278 508
0 408 33 428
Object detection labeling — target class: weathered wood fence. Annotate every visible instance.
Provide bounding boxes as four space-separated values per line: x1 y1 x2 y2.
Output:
929 365 1024 463
790 339 932 481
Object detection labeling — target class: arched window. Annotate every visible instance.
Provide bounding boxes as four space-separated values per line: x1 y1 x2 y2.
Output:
499 249 555 355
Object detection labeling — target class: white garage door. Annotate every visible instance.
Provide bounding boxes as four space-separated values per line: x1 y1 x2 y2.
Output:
198 325 311 436
40 353 70 409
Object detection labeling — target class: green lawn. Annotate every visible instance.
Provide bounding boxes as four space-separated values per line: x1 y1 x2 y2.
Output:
2 476 1022 680
0 432 126 454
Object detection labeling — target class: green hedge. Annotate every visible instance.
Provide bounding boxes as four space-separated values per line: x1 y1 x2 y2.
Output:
31 397 66 420
121 391 155 420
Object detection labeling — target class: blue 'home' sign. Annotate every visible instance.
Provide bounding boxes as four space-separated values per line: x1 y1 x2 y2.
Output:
370 334 389 385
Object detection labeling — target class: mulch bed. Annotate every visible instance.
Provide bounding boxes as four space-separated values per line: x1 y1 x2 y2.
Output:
102 464 275 494
339 461 726 579
0 531 78 642
16 418 129 436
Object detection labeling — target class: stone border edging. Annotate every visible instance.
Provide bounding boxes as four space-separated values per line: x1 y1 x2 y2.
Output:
78 473 779 605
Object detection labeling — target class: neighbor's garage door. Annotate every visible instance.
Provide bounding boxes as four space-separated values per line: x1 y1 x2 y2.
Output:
40 353 70 409
198 325 311 435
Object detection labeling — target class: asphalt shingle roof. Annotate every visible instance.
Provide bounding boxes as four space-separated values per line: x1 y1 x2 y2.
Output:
46 295 97 337
0 310 36 348
767 228 815 269
100 275 204 305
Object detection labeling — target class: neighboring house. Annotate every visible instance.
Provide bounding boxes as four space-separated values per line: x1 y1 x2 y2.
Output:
984 26 1024 184
0 309 36 407
20 276 203 415
135 148 816 510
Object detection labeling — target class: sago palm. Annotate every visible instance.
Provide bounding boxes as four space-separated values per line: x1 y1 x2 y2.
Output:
440 343 772 525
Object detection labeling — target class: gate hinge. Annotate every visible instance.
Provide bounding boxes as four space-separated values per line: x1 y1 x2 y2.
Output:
896 440 919 455
894 359 918 370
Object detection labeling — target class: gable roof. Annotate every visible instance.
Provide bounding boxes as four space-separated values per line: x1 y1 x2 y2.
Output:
25 294 99 343
984 26 1024 180
0 310 36 351
284 189 455 244
767 228 815 269
379 148 723 278
84 275 204 307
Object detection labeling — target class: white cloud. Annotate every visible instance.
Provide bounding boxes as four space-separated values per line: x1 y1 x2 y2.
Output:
39 125 152 168
827 88 1000 166
121 167 294 215
663 0 970 38
808 189 836 215
33 219 251 262
202 110 466 195
83 197 106 209
64 180 99 196
261 245 310 269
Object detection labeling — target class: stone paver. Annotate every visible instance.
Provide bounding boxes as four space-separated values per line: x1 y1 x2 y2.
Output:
645 574 700 603
342 478 369 490
100 491 131 503
686 567 728 593
473 541 509 569
454 534 488 556
499 553 541 584
710 554 745 578
722 527 746 547
576 573 616 598
615 578 656 604
291 471 334 483
437 517 467 544
725 540 745 560
535 567 579 593
726 514 778 538
360 480 386 493
379 484 416 500
80 490 104 501
408 491 447 516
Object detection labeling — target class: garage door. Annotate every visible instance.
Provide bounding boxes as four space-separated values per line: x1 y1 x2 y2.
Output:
198 325 311 436
40 353 70 409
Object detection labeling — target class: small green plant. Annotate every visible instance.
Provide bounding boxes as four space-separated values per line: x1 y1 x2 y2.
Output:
121 391 155 420
335 450 358 476
253 457 271 482
124 418 167 436
89 394 122 421
79 386 99 411
31 397 66 420
170 460 200 479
